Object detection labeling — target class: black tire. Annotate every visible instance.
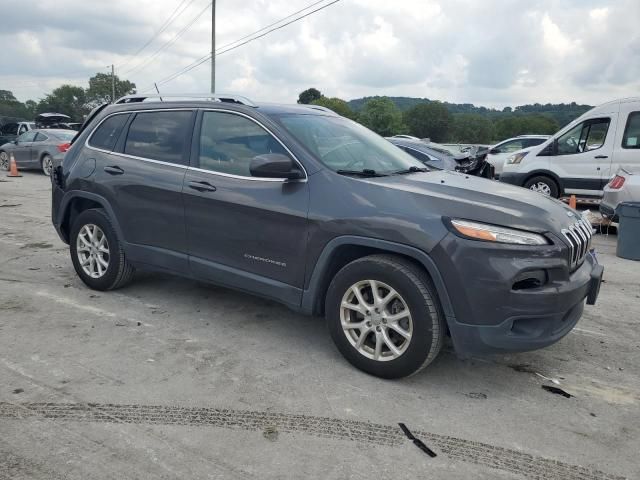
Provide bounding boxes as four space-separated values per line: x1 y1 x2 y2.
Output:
70 208 135 291
41 154 53 176
524 175 559 198
325 254 445 379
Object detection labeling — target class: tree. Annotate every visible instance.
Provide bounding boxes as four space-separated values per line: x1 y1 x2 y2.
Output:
297 87 322 104
0 90 33 120
311 97 356 119
36 85 89 121
86 72 136 106
0 90 17 102
358 97 407 136
449 114 495 144
404 102 452 142
494 114 559 140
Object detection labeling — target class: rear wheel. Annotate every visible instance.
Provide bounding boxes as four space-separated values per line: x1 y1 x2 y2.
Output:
41 154 53 176
70 209 135 290
524 175 559 198
325 254 445 379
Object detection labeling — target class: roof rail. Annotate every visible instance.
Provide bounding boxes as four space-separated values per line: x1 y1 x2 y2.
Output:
114 93 256 107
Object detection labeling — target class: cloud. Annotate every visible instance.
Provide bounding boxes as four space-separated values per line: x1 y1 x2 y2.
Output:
1 0 638 108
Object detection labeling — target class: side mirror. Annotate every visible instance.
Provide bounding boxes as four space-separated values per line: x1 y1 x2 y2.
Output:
249 153 304 180
489 148 499 155
13 140 18 145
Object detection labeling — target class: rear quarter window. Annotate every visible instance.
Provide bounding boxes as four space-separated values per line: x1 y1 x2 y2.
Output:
89 114 130 151
622 112 640 149
124 111 192 165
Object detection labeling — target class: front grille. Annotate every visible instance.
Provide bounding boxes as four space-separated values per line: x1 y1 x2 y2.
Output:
561 218 593 270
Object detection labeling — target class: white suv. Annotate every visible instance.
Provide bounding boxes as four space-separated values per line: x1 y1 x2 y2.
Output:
487 135 550 177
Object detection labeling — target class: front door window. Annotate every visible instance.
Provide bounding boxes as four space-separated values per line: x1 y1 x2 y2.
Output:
556 118 610 155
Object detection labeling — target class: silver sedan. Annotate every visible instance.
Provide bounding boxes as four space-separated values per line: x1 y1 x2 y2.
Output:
600 167 640 221
0 128 75 176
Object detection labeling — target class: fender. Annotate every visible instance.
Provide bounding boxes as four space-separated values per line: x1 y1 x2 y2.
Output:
300 235 456 325
56 190 125 245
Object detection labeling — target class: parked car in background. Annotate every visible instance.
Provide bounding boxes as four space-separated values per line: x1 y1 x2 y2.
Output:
35 112 72 129
501 97 640 198
59 122 82 131
0 128 75 175
388 137 493 177
0 120 36 145
600 167 640 221
487 135 550 177
391 134 423 141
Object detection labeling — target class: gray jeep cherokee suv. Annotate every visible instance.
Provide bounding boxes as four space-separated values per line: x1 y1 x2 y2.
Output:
51 94 603 379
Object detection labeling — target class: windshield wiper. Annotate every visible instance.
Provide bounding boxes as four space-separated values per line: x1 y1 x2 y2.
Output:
336 169 387 177
391 166 430 175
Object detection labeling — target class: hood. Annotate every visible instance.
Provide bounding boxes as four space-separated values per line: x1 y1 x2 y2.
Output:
364 170 579 234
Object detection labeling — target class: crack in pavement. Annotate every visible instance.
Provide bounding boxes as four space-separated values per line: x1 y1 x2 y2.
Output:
0 402 626 480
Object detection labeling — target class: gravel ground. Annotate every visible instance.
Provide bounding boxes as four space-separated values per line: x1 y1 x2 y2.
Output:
1 172 638 480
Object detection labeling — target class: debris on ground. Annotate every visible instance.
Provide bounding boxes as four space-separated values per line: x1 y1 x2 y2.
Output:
399 423 437 457
542 385 573 398
263 425 279 441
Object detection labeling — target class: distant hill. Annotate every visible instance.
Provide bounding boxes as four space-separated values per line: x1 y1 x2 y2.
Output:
347 96 593 127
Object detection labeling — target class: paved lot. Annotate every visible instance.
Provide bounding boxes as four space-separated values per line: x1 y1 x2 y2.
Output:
1 172 639 480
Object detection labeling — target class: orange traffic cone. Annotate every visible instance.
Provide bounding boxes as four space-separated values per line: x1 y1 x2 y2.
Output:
568 194 577 210
7 153 22 177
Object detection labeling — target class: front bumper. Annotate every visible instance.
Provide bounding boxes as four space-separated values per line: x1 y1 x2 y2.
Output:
499 171 527 187
431 233 602 356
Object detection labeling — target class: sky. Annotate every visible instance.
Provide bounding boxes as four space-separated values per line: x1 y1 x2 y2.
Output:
2 0 639 108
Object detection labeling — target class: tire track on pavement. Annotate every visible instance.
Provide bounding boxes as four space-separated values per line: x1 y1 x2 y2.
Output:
0 402 625 480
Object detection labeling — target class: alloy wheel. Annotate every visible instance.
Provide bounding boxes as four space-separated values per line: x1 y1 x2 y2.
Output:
340 279 413 361
42 155 53 176
76 224 110 279
529 182 551 196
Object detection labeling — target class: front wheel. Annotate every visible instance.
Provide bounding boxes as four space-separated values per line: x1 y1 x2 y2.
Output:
41 154 53 176
325 254 445 379
524 175 559 198
0 151 8 171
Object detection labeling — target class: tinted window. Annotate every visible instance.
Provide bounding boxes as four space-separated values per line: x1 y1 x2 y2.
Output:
34 132 49 142
525 138 546 148
89 114 129 151
198 111 289 177
622 112 640 149
125 111 192 164
401 146 433 164
17 131 36 142
557 118 610 155
1 123 18 135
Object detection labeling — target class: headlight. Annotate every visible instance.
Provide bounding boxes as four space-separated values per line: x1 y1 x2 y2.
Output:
449 219 549 245
506 151 529 165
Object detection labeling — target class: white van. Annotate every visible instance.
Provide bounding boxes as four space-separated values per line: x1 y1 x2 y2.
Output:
500 97 640 198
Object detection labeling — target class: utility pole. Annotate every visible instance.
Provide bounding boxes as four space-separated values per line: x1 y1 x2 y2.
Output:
211 0 216 93
111 64 116 103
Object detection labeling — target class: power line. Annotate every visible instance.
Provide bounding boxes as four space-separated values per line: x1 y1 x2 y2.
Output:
117 0 198 70
216 0 342 57
214 0 328 53
147 0 342 89
122 1 212 77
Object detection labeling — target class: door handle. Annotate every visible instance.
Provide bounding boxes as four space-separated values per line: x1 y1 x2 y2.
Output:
188 180 216 192
594 155 608 159
104 165 124 175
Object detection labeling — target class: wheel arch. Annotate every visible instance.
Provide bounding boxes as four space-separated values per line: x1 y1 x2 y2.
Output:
301 236 456 324
58 192 123 244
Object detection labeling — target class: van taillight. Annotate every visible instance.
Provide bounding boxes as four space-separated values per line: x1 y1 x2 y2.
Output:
58 143 71 153
609 175 625 190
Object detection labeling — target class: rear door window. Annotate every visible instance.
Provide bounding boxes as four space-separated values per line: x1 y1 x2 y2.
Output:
622 112 640 149
34 132 49 142
124 111 192 165
89 114 130 151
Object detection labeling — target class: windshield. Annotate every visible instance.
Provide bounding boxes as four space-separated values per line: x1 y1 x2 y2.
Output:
274 114 425 174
